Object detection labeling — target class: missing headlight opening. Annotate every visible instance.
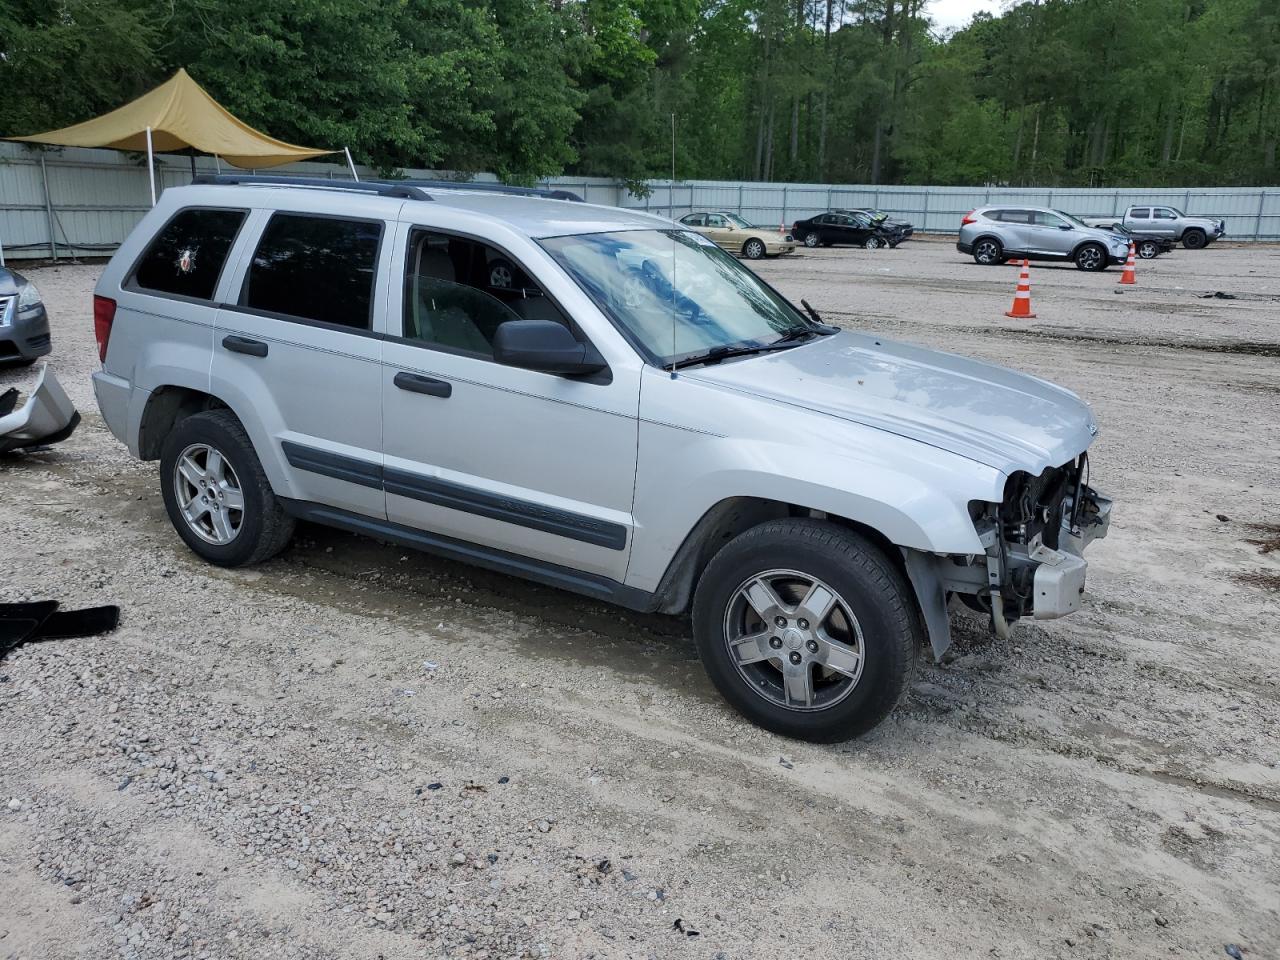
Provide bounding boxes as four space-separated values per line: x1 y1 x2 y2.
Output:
966 454 1111 637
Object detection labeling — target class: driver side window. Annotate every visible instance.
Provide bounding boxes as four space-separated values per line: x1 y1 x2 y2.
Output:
402 229 571 359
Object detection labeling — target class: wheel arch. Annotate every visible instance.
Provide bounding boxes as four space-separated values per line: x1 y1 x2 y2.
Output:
138 385 233 460
648 495 949 658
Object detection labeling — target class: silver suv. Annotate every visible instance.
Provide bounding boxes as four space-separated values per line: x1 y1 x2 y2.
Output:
92 176 1111 741
958 206 1131 271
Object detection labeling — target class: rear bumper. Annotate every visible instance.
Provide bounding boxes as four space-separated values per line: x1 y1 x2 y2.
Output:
91 371 133 448
956 240 973 254
0 305 52 362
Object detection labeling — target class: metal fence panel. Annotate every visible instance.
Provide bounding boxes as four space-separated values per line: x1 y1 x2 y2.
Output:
2 141 1276 261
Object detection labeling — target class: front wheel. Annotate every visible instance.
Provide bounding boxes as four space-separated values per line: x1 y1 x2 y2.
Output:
1074 243 1107 271
803 232 820 248
692 519 919 742
863 236 884 250
1182 228 1206 250
1137 240 1160 259
742 238 766 260
159 409 295 567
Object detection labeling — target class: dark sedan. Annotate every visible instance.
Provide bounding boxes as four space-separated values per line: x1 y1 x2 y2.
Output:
0 266 52 365
843 208 914 240
791 211 900 249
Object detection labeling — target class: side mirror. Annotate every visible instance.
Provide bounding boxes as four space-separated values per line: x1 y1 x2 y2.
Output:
493 319 606 376
1059 224 1073 230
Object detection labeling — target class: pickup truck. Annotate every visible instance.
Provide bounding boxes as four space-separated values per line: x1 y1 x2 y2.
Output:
1080 206 1225 250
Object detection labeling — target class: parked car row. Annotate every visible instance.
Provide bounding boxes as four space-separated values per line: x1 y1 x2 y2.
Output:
674 209 919 258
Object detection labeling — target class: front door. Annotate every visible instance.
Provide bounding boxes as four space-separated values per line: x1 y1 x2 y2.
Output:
1150 208 1179 238
212 209 387 519
703 214 734 251
1025 210 1075 256
380 224 639 582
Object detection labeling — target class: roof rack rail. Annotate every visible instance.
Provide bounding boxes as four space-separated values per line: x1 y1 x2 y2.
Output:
384 179 584 202
192 174 433 201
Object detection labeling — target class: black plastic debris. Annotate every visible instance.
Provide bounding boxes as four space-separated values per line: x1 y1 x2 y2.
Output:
672 918 700 937
0 601 120 662
779 756 795 770
498 776 510 784
1225 946 1243 959
426 782 443 791
1216 514 1231 522
595 859 612 874
1201 291 1238 300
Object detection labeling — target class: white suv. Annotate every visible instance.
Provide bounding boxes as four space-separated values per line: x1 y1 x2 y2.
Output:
92 176 1111 741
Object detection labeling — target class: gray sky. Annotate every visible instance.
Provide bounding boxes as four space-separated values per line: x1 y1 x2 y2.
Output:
928 0 1004 31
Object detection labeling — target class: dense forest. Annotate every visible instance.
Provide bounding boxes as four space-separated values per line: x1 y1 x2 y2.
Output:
1 0 1277 186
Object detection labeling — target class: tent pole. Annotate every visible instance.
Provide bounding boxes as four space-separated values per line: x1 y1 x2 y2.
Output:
344 147 360 181
189 152 197 181
146 126 157 205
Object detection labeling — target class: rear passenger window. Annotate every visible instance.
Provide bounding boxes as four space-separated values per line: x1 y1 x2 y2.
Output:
132 208 246 301
402 228 570 358
242 214 381 329
1131 208 1151 219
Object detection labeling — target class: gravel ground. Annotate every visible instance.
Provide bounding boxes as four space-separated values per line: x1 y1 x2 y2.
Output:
1 239 1278 960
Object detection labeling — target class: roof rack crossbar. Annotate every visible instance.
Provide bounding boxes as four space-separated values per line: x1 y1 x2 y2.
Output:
385 179 584 202
192 174 433 201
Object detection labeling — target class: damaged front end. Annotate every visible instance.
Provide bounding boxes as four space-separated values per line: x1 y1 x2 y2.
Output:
903 455 1112 659
966 454 1112 638
0 363 80 454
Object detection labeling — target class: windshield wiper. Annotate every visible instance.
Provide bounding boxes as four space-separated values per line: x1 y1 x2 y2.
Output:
671 328 818 370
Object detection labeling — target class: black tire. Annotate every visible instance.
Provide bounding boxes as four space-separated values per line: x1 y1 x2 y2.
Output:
863 236 884 250
1137 240 1160 259
1074 242 1107 271
488 257 518 289
1182 228 1206 250
742 238 766 260
972 237 1003 265
159 409 294 567
803 232 820 248
692 519 920 742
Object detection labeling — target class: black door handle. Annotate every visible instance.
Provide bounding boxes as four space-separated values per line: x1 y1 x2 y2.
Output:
394 372 452 398
222 335 268 358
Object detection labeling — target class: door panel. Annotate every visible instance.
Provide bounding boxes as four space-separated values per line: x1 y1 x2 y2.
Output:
211 210 388 519
382 223 639 582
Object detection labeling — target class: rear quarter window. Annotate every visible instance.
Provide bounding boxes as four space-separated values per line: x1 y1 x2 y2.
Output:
241 213 382 329
131 208 247 301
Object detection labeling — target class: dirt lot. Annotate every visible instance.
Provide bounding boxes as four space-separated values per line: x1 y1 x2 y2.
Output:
2 238 1278 960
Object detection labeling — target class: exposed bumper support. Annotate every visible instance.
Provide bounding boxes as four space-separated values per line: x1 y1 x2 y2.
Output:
0 364 80 453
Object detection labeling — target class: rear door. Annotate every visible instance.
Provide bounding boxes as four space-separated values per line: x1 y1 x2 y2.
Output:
212 210 389 519
990 209 1032 254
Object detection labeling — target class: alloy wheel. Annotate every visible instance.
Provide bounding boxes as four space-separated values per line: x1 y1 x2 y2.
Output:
803 233 820 248
1076 245 1103 270
975 240 1000 264
722 569 865 712
173 443 245 545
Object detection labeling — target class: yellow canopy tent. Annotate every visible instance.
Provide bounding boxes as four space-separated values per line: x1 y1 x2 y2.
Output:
7 68 353 204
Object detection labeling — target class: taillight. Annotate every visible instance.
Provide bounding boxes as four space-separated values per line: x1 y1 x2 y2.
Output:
93 295 116 363
961 210 977 226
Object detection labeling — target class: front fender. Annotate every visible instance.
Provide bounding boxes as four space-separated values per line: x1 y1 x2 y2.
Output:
627 379 1004 592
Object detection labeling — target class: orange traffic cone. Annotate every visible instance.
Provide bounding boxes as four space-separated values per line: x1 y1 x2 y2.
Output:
1004 259 1036 319
1118 242 1136 284
780 219 788 237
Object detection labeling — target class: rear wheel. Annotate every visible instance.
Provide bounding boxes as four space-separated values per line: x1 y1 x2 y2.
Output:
972 238 1003 265
692 519 919 742
159 409 294 567
1182 228 1206 250
803 232 820 248
742 238 766 260
1137 239 1160 259
1074 243 1107 271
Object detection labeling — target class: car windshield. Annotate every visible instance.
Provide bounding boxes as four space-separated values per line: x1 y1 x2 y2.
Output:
725 214 753 229
540 229 812 365
1054 209 1089 228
